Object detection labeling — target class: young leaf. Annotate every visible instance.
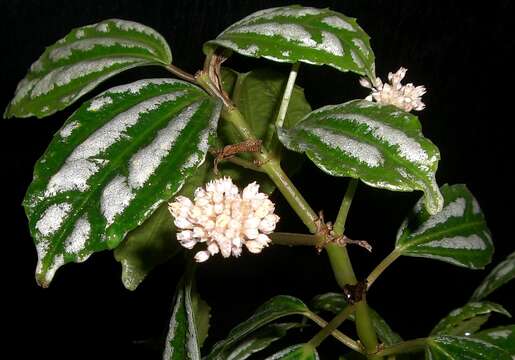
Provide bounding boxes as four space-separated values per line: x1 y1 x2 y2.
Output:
163 267 207 360
430 302 511 336
113 204 180 290
205 295 310 359
311 292 402 345
114 161 210 290
426 336 511 360
278 99 443 214
471 251 515 301
205 5 375 78
474 325 515 357
396 184 493 269
24 78 221 287
218 67 311 194
265 344 319 360
5 19 172 118
224 323 302 360
221 67 311 149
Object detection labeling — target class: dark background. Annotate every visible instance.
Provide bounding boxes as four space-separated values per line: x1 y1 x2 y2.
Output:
1 0 513 358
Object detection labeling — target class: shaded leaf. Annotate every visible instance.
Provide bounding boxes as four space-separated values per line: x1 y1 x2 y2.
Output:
430 302 511 336
278 99 442 214
114 204 180 290
396 184 493 269
264 344 319 360
218 67 311 194
114 161 210 290
471 251 515 301
311 292 402 345
474 325 515 357
205 296 310 359
224 323 302 360
426 335 511 360
24 78 221 286
205 5 374 78
6 19 172 118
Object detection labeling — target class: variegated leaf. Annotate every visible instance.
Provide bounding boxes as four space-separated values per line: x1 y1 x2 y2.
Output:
5 19 172 118
471 251 515 300
396 184 494 269
310 292 402 346
224 323 301 360
205 296 310 360
430 302 511 336
205 5 374 78
24 78 221 287
474 326 515 356
163 267 207 360
426 336 511 360
264 344 319 360
114 161 210 291
278 99 443 214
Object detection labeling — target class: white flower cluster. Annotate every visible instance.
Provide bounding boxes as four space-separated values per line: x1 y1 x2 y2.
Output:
168 177 279 262
360 67 426 112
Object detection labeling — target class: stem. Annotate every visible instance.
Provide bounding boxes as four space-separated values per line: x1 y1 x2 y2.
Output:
329 179 380 359
367 249 402 289
223 156 265 173
261 160 319 233
222 107 319 233
306 312 363 353
333 179 359 234
276 62 300 129
270 232 322 247
374 338 427 356
165 64 196 83
308 305 355 348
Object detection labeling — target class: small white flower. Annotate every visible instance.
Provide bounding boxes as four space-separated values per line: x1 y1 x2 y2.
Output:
360 67 426 112
168 177 280 262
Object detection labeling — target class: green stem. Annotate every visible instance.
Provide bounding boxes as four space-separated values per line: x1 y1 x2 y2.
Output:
374 338 427 356
223 156 265 173
367 249 402 289
333 179 359 234
306 312 363 353
276 62 300 129
270 232 322 247
329 179 380 359
222 107 319 233
308 305 355 348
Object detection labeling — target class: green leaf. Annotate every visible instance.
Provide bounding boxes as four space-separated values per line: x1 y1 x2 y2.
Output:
24 78 221 287
223 323 302 360
5 19 172 118
218 67 311 194
114 161 210 290
426 335 511 360
113 204 180 290
474 326 515 356
163 267 206 360
471 251 515 300
278 99 443 215
265 344 319 360
192 297 211 348
205 295 310 359
396 184 494 269
205 5 375 78
311 292 402 346
430 302 511 336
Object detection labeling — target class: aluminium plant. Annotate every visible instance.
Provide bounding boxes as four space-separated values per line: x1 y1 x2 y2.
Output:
6 5 515 360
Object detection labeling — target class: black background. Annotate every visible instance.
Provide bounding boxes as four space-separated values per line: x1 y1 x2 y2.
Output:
1 0 513 359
